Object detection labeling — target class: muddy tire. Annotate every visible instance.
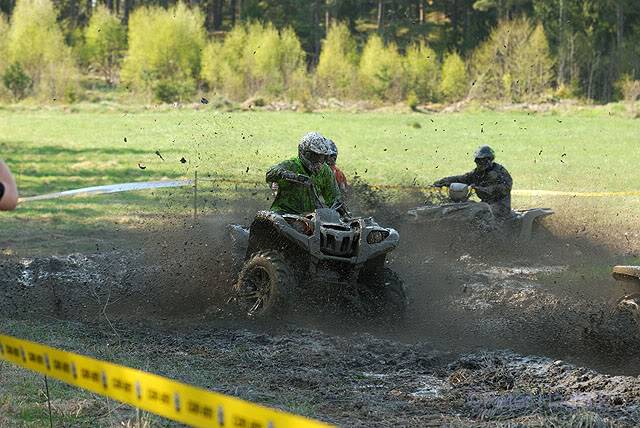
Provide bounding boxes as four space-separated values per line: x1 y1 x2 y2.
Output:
234 251 296 318
360 268 408 321
584 293 640 354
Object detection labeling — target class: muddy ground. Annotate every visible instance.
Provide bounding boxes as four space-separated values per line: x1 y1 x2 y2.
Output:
2 196 640 427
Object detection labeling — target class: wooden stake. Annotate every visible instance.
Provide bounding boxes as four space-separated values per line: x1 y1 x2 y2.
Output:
193 170 198 221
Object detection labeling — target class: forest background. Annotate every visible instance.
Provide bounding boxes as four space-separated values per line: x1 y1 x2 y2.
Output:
0 0 639 108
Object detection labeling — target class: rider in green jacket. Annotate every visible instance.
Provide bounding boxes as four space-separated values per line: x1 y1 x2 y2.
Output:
266 132 340 215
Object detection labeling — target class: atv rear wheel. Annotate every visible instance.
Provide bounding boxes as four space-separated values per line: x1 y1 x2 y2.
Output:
359 268 408 321
234 251 295 318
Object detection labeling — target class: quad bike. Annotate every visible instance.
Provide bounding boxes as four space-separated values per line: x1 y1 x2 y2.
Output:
406 183 553 241
583 266 640 352
230 178 407 319
610 266 640 317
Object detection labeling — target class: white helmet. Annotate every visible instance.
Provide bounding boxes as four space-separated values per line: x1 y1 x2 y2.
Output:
298 132 331 174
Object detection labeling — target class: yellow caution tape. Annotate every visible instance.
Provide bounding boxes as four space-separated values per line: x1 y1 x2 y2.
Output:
0 334 333 428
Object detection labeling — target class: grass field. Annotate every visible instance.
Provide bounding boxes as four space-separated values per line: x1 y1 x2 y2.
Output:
1 106 639 254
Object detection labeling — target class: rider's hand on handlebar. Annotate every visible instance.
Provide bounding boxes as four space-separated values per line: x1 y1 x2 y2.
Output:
295 174 312 186
432 180 446 188
282 171 312 186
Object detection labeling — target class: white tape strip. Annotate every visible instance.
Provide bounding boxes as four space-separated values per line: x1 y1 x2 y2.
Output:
19 180 193 203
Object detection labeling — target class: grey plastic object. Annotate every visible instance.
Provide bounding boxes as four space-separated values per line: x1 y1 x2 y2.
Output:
448 183 470 202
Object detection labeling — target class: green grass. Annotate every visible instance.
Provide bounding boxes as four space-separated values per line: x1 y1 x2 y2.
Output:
1 107 639 254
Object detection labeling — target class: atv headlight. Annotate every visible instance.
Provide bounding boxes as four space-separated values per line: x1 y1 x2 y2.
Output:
367 230 389 244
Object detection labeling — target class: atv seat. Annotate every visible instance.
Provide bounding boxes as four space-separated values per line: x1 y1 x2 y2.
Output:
514 208 554 241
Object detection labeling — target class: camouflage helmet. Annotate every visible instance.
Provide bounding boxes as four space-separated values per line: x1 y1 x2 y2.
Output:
298 132 331 174
474 145 496 160
325 139 338 166
326 139 338 157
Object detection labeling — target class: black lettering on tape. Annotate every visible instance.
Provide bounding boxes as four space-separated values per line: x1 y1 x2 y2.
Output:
101 371 108 389
82 368 100 384
20 347 26 362
203 405 213 418
54 359 70 373
187 401 214 419
233 415 247 427
71 362 77 379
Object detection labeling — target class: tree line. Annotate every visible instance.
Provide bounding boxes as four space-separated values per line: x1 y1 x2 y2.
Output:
0 0 639 105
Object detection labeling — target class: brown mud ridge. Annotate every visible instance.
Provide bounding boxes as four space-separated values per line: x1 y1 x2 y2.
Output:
1 206 640 426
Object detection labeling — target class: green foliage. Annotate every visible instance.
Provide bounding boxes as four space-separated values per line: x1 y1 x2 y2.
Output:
121 3 205 100
316 23 357 98
0 15 9 99
404 42 440 102
202 22 306 101
154 78 196 103
358 34 404 101
615 74 640 103
244 23 306 98
470 18 553 102
3 62 32 100
202 26 246 99
440 52 468 102
0 15 8 72
406 91 419 111
85 6 127 85
7 0 78 101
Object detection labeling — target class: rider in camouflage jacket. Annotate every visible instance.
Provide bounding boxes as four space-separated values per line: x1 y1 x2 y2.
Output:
266 132 340 215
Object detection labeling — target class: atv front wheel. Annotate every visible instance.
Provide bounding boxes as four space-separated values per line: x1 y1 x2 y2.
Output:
234 250 296 318
360 268 408 320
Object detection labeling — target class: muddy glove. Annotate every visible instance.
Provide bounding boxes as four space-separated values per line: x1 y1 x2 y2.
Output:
432 179 447 188
281 171 312 186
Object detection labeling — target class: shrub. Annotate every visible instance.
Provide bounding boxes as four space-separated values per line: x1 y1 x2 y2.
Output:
3 62 31 100
440 52 468 102
616 74 640 103
85 6 127 85
469 18 553 102
0 15 9 98
244 23 306 98
154 78 196 103
406 91 419 110
278 27 307 99
202 23 306 101
315 23 358 98
404 42 440 102
121 4 205 100
7 0 79 100
358 34 404 101
0 15 8 73
202 26 246 99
